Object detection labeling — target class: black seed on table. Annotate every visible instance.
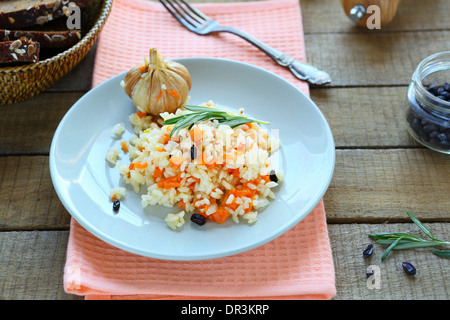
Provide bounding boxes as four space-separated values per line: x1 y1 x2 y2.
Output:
402 262 417 276
363 244 374 258
190 213 206 226
113 199 120 212
269 170 278 183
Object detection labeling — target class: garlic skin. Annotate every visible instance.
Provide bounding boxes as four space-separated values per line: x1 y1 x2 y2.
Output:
123 48 192 115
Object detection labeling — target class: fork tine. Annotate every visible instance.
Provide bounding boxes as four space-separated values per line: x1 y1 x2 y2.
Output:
178 0 210 22
159 0 198 30
172 0 205 25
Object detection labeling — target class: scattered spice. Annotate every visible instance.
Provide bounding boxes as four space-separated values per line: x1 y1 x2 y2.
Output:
269 170 278 183
113 199 120 212
363 244 374 258
190 213 206 226
402 262 417 276
190 144 197 160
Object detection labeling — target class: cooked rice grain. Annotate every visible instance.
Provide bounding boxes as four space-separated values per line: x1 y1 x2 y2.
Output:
112 102 283 229
105 147 121 166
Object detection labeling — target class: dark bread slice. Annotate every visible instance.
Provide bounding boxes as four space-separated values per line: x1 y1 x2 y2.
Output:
0 28 81 47
0 38 39 63
0 0 90 29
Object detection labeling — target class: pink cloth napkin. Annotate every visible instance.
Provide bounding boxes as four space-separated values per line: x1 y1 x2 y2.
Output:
64 0 336 300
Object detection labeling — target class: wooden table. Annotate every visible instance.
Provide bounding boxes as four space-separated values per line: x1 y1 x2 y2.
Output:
1 0 449 300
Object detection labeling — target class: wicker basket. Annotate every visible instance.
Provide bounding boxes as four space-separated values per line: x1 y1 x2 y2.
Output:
0 0 113 105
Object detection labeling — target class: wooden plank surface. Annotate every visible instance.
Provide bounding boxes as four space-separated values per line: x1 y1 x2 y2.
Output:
0 231 79 300
0 93 83 155
311 87 413 148
326 150 450 223
1 223 448 300
301 0 450 34
0 0 449 300
305 31 450 87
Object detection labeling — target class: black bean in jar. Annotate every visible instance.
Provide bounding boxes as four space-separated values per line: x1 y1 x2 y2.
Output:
406 83 450 152
427 83 450 101
406 53 450 154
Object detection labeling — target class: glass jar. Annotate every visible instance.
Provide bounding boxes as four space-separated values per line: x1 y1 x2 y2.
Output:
405 51 450 154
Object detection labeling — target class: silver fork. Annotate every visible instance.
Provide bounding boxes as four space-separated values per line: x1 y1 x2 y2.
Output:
159 0 331 85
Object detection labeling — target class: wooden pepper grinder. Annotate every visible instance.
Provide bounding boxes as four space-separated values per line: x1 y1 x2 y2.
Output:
340 0 402 28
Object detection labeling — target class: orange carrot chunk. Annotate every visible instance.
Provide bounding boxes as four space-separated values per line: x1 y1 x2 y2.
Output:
209 207 230 224
153 166 165 179
190 126 203 144
161 134 170 144
133 162 148 170
121 141 128 152
169 156 185 170
157 175 181 189
232 188 253 198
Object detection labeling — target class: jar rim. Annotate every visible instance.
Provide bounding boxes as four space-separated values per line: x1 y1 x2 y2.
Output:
413 51 450 112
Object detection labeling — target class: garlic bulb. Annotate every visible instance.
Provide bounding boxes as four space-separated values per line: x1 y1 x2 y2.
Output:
122 48 192 115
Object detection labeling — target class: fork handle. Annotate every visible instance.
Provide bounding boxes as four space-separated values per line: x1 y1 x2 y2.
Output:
213 26 331 85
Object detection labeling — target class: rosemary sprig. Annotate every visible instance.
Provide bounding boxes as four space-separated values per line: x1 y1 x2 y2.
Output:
162 105 270 137
368 211 450 261
432 250 450 258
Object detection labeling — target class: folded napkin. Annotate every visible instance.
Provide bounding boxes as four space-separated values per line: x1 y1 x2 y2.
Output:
64 0 336 300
